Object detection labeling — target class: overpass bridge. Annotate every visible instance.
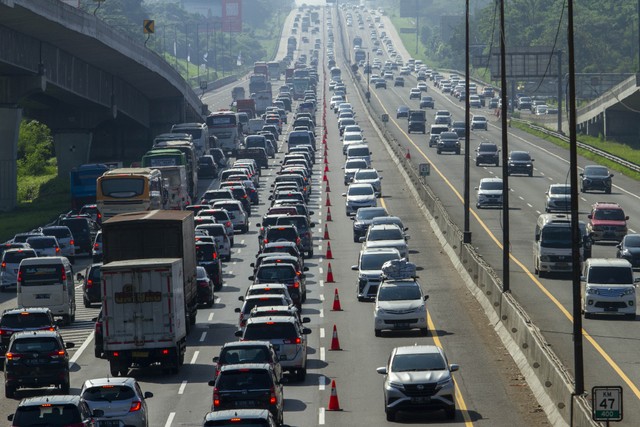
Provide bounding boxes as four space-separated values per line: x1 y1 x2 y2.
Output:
0 0 206 210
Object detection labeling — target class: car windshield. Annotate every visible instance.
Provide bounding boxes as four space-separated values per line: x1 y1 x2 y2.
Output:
13 404 82 425
196 267 208 279
540 227 572 248
256 266 295 281
510 152 531 161
344 134 362 141
473 116 486 122
479 144 498 152
587 267 633 284
0 313 51 328
593 209 626 221
12 337 59 353
368 228 403 241
361 252 400 270
391 353 446 372
348 186 374 196
3 250 36 264
480 181 503 191
377 285 422 301
355 171 378 180
217 370 272 390
356 208 387 220
550 186 571 195
82 385 135 402
346 160 368 169
585 166 609 177
243 322 298 341
624 235 640 247
267 227 299 241
27 238 57 249
220 346 271 364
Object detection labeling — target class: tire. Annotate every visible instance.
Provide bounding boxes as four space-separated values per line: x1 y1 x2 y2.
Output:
83 296 91 308
374 329 381 337
606 188 611 194
420 328 429 336
242 225 249 234
584 312 593 319
297 368 307 381
529 171 533 177
62 315 71 326
307 249 314 258
445 405 456 420
109 361 120 377
437 150 441 154
475 161 480 166
5 384 15 399
385 410 396 422
95 348 101 359
60 377 70 394
120 367 128 377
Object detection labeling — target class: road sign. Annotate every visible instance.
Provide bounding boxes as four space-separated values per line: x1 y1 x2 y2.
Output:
381 114 389 123
419 163 431 176
592 386 623 422
143 20 155 34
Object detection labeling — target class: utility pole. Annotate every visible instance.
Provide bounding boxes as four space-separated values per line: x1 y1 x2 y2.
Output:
499 0 510 293
463 0 471 244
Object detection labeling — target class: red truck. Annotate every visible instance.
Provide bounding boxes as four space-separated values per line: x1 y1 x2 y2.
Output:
236 99 256 119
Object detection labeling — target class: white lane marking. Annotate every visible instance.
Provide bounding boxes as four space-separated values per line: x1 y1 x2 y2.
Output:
164 412 176 427
191 351 199 364
241 240 245 244
199 332 207 342
320 308 324 318
320 280 324 287
630 228 636 233
70 331 94 364
208 313 214 321
320 327 325 338
237 249 242 254
319 374 326 391
319 407 325 425
233 261 237 265
320 294 325 302
178 380 187 395
319 267 324 275
319 245 323 252
527 203 533 208
580 197 587 202
320 347 326 362
318 228 323 233
518 196 524 200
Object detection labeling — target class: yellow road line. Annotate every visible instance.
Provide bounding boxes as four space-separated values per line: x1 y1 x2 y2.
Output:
372 88 640 401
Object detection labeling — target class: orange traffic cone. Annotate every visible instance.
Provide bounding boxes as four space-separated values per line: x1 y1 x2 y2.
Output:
332 288 342 311
326 181 331 192
406 148 411 160
329 325 342 351
326 262 335 282
323 172 328 182
327 379 342 410
326 241 334 259
324 164 330 172
325 194 332 206
323 224 330 240
324 155 329 164
326 207 333 221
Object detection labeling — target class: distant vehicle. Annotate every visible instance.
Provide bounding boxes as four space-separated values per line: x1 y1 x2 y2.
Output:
69 163 110 211
96 167 166 220
580 165 613 193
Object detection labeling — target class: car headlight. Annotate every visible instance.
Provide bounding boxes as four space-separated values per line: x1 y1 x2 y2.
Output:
586 288 599 295
375 307 386 314
388 381 405 390
436 376 452 389
509 163 515 167
622 288 635 296
621 249 630 256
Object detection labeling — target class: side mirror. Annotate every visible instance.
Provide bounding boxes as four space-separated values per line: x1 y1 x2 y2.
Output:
256 223 261 227
309 211 315 215
207 380 216 387
234 308 241 313
302 328 312 334
144 391 153 399
587 214 593 219
302 317 311 323
76 273 84 281
531 159 535 162
341 193 347 197
449 364 460 372
404 227 409 231
238 296 245 301
579 173 584 177
65 342 75 349
234 330 243 337
90 317 97 322
212 356 219 363
310 222 316 227
304 266 309 271
580 276 586 282
379 176 383 180
376 366 388 375
423 295 430 301
250 263 255 268
625 216 629 220
248 276 255 281
405 235 411 240
351 265 358 271
359 237 365 243
610 174 614 177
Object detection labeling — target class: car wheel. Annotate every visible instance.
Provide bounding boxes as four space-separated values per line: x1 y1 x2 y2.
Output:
95 348 101 359
529 171 533 177
495 161 499 167
5 384 15 399
297 368 307 381
83 296 92 308
374 329 381 337
109 361 120 377
62 314 71 326
420 328 429 336
475 161 480 166
605 188 611 194
385 409 396 421
60 377 70 394
445 405 456 420
308 249 314 258
584 311 592 319
437 150 441 154
242 225 249 233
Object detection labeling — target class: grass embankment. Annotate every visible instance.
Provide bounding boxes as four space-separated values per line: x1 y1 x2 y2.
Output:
0 168 69 243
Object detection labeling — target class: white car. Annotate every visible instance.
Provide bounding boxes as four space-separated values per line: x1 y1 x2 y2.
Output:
212 200 249 233
342 131 366 154
471 115 488 130
343 183 377 216
352 168 383 196
343 158 369 185
352 247 401 301
374 278 428 336
360 224 409 259
476 177 504 209
545 184 571 213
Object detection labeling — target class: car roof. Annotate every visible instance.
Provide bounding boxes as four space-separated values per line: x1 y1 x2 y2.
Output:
362 247 402 255
369 223 403 231
394 344 442 356
2 306 52 316
221 340 274 349
245 315 298 325
480 177 503 183
82 377 137 388
203 409 272 421
16 395 82 407
219 363 272 372
12 329 61 339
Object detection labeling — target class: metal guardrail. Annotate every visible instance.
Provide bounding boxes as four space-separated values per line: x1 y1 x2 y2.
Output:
515 120 640 174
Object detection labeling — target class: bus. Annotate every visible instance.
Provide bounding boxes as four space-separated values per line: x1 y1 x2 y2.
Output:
267 61 281 80
96 168 166 220
69 163 110 210
206 111 242 156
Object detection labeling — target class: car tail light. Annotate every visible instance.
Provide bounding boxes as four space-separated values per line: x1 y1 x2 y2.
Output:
162 349 170 355
213 387 220 407
94 242 99 250
213 252 218 260
263 239 268 244
61 269 67 282
70 239 75 246
226 221 232 227
55 247 60 253
86 279 93 289
0 261 5 271
269 386 277 404
17 270 23 285
48 350 66 359
5 352 23 360
129 400 142 412
296 237 301 244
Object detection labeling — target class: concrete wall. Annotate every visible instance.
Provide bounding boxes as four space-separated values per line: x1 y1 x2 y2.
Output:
0 107 20 211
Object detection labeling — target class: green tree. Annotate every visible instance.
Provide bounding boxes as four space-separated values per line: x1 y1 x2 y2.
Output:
17 120 54 176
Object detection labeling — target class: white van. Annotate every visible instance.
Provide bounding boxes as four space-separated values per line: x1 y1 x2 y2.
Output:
170 122 210 157
581 258 638 319
18 257 76 325
346 144 372 167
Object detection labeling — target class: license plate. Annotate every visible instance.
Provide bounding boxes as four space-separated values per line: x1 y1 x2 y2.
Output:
236 400 257 407
132 351 148 358
35 294 50 299
395 323 410 329
604 308 618 312
97 421 123 427
411 397 431 404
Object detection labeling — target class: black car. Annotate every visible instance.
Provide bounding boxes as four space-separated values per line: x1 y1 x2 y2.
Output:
59 216 96 255
437 131 461 155
396 105 410 118
0 307 57 360
450 121 466 138
352 207 389 242
475 142 500 166
196 242 223 290
419 96 435 109
208 364 284 426
374 78 387 89
580 165 613 193
197 266 215 307
617 234 640 268
4 330 74 398
228 186 252 215
198 155 219 178
8 395 98 426
82 263 102 307
507 151 535 176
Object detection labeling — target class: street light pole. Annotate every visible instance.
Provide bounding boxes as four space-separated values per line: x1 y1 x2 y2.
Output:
499 0 510 293
463 0 471 244
367 52 371 103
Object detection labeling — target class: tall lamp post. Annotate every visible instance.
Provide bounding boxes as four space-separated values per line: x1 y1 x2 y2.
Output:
366 52 371 102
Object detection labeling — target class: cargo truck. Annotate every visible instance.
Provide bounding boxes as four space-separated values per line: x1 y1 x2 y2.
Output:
101 258 187 376
101 210 198 332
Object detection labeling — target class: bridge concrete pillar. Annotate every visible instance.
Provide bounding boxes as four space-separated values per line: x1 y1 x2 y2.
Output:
53 131 92 178
0 107 21 211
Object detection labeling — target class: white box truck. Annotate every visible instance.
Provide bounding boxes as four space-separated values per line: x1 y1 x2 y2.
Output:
101 258 187 376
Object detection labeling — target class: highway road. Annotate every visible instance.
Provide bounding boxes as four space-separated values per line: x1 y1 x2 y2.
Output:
4 1 627 426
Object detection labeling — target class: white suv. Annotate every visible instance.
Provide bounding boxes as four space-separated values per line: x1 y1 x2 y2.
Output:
374 279 429 337
582 258 639 319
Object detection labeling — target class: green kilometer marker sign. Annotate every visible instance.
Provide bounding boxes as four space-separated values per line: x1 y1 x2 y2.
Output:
592 386 623 422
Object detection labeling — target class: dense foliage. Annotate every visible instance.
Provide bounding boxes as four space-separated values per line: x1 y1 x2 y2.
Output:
17 120 55 177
